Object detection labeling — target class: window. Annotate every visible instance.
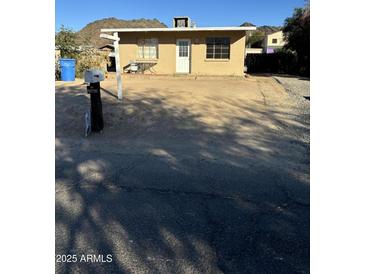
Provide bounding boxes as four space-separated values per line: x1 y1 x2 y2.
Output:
178 41 189 57
175 18 188 28
272 38 277 44
138 38 158 59
206 37 230 59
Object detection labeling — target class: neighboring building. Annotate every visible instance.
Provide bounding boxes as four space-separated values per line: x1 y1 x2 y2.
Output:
100 17 256 76
55 48 61 59
263 30 285 53
244 29 263 56
99 44 114 51
245 48 263 55
99 44 116 72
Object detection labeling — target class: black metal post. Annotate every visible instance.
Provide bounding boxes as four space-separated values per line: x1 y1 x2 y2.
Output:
87 82 104 132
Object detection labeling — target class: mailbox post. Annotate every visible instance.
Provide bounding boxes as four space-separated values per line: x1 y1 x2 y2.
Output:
85 70 104 133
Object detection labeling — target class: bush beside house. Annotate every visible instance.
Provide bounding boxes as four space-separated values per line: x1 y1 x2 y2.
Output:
246 50 300 75
55 25 109 80
282 6 310 76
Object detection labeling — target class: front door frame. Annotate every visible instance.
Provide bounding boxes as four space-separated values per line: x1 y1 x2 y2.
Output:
176 39 191 74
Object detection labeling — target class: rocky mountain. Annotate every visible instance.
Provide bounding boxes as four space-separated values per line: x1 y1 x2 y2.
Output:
256 25 282 34
240 22 281 34
240 22 256 27
77 17 167 47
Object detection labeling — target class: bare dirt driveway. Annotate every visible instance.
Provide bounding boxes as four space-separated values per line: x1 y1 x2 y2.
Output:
56 75 309 274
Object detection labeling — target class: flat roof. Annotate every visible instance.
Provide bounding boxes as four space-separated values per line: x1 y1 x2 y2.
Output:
101 26 256 33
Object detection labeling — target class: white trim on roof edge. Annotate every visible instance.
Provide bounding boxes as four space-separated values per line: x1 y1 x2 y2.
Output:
100 26 256 33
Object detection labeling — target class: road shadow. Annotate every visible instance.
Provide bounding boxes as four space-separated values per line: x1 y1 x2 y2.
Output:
55 83 309 274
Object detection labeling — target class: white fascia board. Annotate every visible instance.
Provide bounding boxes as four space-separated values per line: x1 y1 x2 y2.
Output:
100 26 257 33
100 33 120 41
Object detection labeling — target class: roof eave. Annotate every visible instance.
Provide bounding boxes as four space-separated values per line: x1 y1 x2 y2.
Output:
100 26 257 33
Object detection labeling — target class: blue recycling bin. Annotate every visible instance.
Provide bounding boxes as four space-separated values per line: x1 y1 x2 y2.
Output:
59 58 76 81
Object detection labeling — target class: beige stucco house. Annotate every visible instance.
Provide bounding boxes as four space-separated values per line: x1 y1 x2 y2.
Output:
100 17 256 76
263 30 286 53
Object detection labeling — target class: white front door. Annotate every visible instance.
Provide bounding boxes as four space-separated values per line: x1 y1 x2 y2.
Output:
176 39 191 73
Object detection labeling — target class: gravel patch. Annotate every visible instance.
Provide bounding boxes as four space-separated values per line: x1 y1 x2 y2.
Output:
273 76 310 145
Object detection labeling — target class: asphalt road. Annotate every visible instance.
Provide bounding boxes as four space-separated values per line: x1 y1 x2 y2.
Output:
56 76 309 274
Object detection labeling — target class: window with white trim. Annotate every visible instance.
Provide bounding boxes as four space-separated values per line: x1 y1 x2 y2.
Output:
206 37 230 59
138 38 158 59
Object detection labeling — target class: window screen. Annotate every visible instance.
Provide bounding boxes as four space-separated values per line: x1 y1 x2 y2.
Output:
206 37 230 59
138 38 158 59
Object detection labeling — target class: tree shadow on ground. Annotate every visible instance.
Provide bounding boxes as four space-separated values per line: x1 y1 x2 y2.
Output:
55 83 309 274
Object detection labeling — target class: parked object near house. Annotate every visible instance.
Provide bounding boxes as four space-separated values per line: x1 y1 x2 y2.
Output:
129 62 139 73
263 31 286 54
100 17 256 76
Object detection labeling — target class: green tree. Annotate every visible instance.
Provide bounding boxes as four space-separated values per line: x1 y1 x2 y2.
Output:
55 25 110 80
282 7 310 76
55 25 80 58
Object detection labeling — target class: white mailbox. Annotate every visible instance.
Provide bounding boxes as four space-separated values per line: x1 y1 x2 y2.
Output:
84 69 105 83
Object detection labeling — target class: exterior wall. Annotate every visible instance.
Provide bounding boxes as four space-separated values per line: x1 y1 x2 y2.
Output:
264 31 285 53
117 30 246 76
55 49 61 59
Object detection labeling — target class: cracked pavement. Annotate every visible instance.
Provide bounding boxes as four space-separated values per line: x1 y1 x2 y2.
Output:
56 75 309 274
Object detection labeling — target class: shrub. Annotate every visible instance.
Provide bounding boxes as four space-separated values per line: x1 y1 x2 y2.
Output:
245 51 300 75
55 59 60 80
75 48 110 78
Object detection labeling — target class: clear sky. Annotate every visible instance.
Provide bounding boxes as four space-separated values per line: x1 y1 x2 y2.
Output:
56 0 305 31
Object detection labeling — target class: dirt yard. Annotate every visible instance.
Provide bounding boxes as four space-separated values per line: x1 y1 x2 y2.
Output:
56 75 309 274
